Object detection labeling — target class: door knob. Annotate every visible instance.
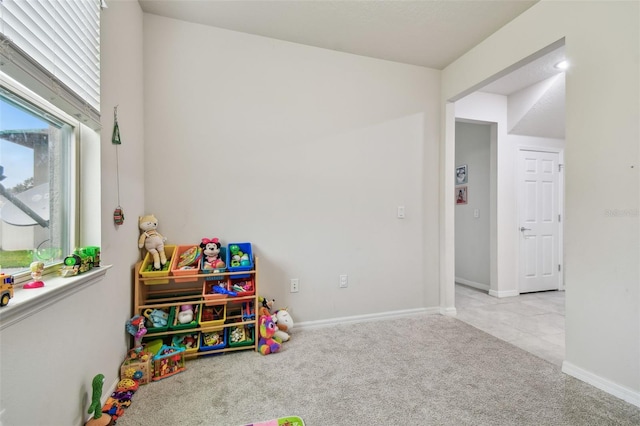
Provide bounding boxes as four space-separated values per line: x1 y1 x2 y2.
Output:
520 227 531 232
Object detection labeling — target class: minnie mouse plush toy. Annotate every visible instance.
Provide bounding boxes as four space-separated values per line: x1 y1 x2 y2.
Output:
200 237 226 270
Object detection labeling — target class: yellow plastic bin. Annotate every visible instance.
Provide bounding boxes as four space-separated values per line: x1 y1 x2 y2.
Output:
139 245 176 285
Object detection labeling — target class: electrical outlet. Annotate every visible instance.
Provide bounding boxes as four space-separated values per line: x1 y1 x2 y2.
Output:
397 206 405 219
290 278 299 293
339 274 348 288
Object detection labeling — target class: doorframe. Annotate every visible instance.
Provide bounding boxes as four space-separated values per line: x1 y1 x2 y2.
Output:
516 146 565 293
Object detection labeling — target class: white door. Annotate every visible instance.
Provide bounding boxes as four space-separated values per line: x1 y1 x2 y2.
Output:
518 150 561 293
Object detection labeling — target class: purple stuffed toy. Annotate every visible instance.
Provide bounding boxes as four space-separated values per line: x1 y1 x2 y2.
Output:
258 315 281 355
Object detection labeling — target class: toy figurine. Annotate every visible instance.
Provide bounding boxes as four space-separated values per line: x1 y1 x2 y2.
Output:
138 214 167 270
200 237 226 270
85 373 112 426
23 261 45 289
126 315 147 350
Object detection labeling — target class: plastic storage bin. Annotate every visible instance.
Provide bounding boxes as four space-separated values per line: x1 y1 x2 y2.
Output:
170 245 202 283
228 324 255 348
198 304 226 327
139 245 176 285
228 277 255 297
171 332 200 355
141 306 173 334
170 303 200 331
202 279 229 305
201 246 227 277
226 242 253 274
199 328 227 352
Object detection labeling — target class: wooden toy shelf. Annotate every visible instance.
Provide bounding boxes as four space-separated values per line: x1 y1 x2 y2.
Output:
133 257 259 358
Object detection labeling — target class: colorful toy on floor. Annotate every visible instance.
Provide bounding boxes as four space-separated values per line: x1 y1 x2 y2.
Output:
85 374 111 426
138 214 168 270
258 315 281 355
152 345 186 380
101 378 140 422
273 308 294 343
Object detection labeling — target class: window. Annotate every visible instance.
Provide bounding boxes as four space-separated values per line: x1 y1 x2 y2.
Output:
0 73 76 281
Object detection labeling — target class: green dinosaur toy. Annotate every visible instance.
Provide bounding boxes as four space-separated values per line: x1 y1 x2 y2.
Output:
88 374 105 419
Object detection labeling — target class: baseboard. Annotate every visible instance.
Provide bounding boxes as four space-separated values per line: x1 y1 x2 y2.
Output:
296 307 439 330
562 361 640 408
440 306 457 316
488 288 519 298
455 277 489 292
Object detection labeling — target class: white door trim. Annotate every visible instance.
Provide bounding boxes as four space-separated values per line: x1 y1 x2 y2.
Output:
516 146 564 292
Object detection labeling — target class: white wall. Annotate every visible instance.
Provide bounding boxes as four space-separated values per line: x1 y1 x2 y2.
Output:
443 0 639 404
141 15 441 322
0 2 146 424
455 121 490 289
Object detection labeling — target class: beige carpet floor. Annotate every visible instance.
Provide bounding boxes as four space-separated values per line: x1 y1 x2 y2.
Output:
114 314 640 426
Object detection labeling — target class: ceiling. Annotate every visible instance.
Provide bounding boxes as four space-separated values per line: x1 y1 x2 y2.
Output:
137 0 565 138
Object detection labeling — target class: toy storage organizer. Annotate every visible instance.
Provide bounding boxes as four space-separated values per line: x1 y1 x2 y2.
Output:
133 255 259 358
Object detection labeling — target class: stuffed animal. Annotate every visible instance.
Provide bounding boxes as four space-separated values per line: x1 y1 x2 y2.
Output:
258 315 281 355
177 304 194 324
138 214 167 270
200 237 226 270
273 308 294 343
258 296 275 317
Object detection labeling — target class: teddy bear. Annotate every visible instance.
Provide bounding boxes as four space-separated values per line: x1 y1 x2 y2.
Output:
258 314 281 355
138 214 167 270
200 237 226 270
273 308 294 343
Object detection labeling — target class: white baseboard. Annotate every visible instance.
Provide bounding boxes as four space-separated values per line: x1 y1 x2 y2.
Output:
488 288 519 298
440 306 457 316
455 277 489 292
296 307 439 330
562 361 640 408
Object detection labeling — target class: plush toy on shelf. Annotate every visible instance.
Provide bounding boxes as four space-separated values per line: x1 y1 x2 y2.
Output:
138 214 168 270
200 237 226 270
177 304 194 324
273 308 294 343
258 315 281 355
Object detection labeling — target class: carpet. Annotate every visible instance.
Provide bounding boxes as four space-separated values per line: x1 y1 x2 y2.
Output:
244 416 304 426
115 314 640 425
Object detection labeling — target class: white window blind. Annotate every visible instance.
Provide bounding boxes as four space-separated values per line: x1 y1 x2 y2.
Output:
0 0 101 129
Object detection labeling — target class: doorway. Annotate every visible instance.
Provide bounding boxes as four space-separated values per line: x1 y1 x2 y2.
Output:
452 42 567 363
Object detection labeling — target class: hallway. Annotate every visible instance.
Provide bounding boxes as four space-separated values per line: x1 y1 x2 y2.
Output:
455 284 565 366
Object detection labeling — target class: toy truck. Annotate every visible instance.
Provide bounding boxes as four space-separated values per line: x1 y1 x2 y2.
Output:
0 272 15 307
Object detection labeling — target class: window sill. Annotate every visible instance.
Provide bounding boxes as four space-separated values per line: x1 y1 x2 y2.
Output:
0 265 112 330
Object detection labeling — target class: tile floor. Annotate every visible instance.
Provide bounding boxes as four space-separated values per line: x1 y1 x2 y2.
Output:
455 283 565 366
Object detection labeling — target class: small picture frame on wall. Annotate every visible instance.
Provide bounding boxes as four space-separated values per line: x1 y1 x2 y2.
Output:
456 186 468 205
456 164 468 185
